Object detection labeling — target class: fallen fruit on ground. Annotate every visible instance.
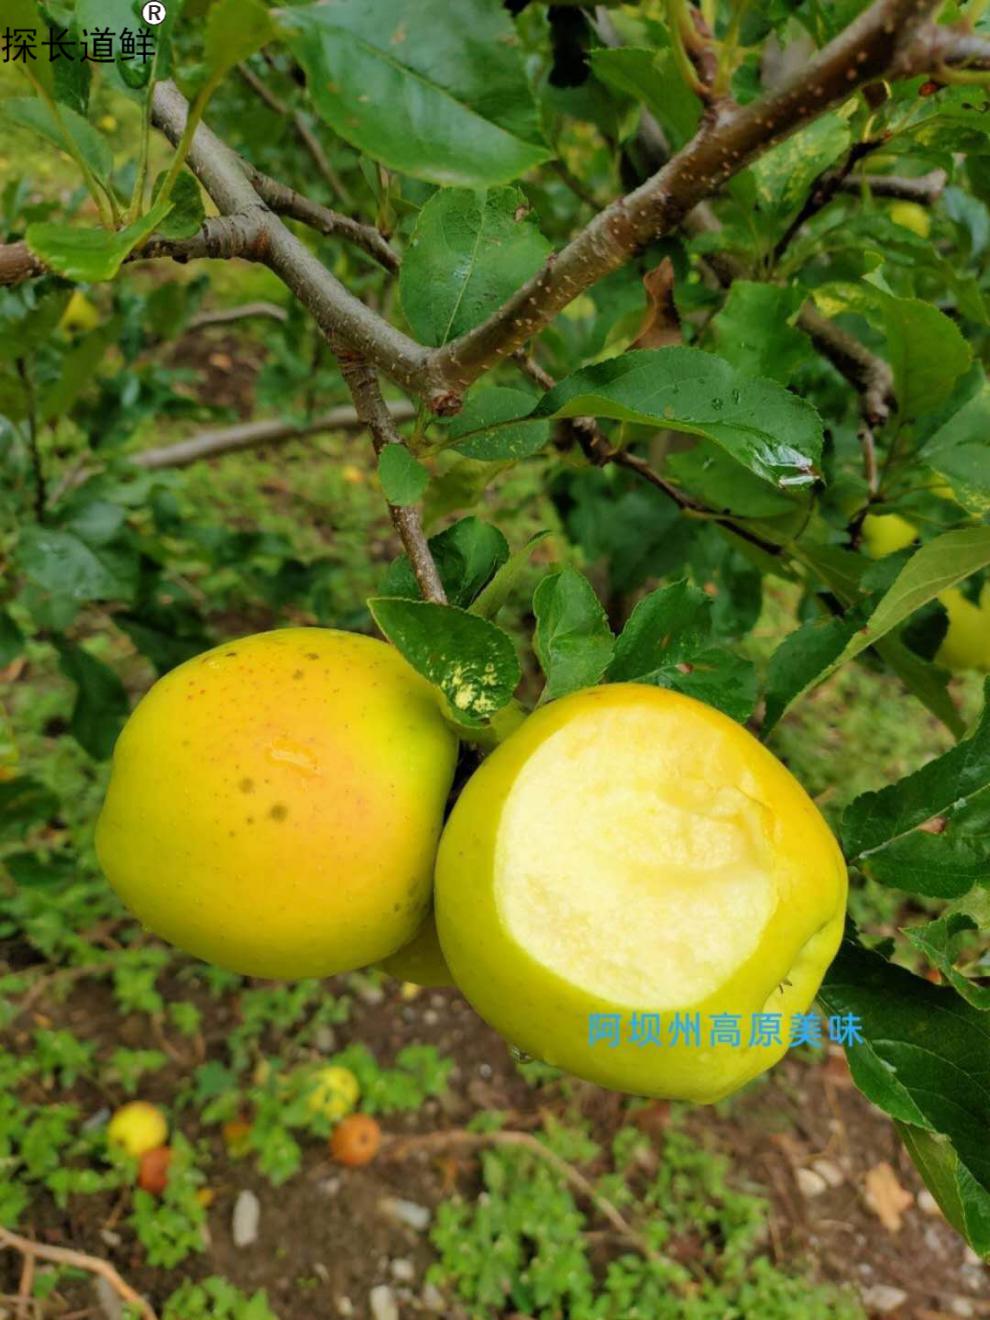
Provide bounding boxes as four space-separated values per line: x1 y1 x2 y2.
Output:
306 1065 361 1121
330 1113 381 1166
96 628 458 978
436 684 848 1104
137 1145 172 1195
107 1101 168 1157
936 584 990 672
380 909 455 987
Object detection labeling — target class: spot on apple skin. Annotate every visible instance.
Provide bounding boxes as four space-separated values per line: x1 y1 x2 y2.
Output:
270 803 289 821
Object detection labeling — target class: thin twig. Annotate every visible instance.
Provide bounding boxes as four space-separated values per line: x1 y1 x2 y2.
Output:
0 1227 157 1320
243 163 399 272
187 300 288 329
133 401 417 470
335 351 447 603
383 1128 662 1265
835 167 947 203
773 139 884 262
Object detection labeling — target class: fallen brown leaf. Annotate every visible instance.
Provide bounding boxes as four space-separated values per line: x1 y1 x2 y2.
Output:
863 1161 914 1233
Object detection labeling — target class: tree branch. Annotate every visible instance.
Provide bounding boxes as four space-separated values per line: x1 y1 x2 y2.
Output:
149 81 431 397
134 401 416 469
334 351 446 603
835 167 947 202
188 300 288 329
243 163 399 273
427 0 941 397
0 1227 156 1320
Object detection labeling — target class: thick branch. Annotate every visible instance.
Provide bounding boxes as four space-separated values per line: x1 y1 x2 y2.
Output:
894 24 990 76
150 82 430 396
244 164 399 272
134 401 416 469
335 352 446 603
428 0 940 395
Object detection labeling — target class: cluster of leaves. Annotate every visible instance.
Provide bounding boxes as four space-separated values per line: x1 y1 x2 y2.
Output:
431 1114 863 1319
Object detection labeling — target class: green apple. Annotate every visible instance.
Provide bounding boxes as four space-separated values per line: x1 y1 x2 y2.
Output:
435 685 847 1103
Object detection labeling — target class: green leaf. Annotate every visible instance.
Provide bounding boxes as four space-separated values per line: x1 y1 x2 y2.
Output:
532 349 823 489
0 609 25 668
380 517 508 609
16 525 138 624
0 97 113 191
4 852 77 888
276 0 550 187
533 568 614 702
40 325 115 422
819 938 990 1258
471 531 550 620
445 386 549 462
589 47 700 152
203 0 275 84
4 0 54 95
369 598 519 726
751 113 849 216
710 282 810 386
377 445 429 506
813 280 972 419
825 528 990 681
151 171 205 241
0 777 58 844
54 638 129 760
921 368 990 518
903 915 990 1010
25 194 173 282
762 614 859 735
401 190 550 346
841 679 990 897
607 581 757 722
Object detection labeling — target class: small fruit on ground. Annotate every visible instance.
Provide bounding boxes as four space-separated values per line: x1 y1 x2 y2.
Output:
107 1101 168 1157
330 1113 381 1166
936 584 990 672
380 909 455 988
221 1119 254 1155
435 685 847 1104
306 1065 360 1121
137 1145 172 1195
96 629 458 978
861 512 917 558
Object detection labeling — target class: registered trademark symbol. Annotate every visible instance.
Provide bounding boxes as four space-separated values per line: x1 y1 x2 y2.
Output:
141 1 167 23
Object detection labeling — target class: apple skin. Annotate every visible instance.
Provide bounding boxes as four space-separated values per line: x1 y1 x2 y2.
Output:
936 585 990 673
380 908 455 987
435 685 847 1104
107 1101 167 1157
861 512 917 558
96 629 458 979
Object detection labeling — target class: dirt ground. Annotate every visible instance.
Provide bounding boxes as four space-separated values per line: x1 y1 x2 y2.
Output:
4 965 987 1320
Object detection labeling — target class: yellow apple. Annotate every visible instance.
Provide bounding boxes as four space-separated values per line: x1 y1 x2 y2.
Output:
380 909 455 987
58 290 101 333
936 584 990 672
435 685 847 1103
889 200 931 238
861 512 917 558
305 1065 360 1120
96 629 458 978
107 1101 167 1157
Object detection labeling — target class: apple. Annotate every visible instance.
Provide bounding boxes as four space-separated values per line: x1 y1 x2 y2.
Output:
435 684 847 1103
96 629 458 979
380 909 455 987
306 1065 360 1121
936 584 990 672
889 200 931 238
107 1101 168 1157
861 512 917 558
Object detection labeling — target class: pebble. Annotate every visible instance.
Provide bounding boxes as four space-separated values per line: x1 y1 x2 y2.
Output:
422 1009 439 1026
390 1258 416 1283
314 1025 337 1053
94 1277 123 1320
82 1107 111 1133
99 1228 122 1248
859 1284 908 1313
318 1176 342 1198
917 1189 941 1216
811 1158 844 1188
336 1297 354 1317
380 1197 431 1231
369 1284 399 1320
359 983 385 1006
232 1188 261 1247
951 1300 975 1318
421 1282 446 1313
796 1167 828 1198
